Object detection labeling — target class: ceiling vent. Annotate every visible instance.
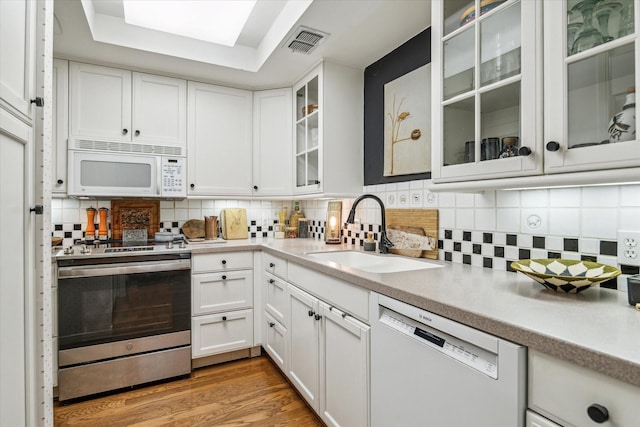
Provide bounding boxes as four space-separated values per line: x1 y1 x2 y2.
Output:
284 26 329 55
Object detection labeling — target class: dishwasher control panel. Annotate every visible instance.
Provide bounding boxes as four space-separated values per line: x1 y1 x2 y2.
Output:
380 308 498 379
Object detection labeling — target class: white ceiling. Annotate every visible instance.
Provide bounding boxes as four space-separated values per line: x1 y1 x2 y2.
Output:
54 0 431 90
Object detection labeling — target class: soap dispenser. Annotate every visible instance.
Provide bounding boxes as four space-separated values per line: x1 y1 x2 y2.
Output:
364 233 376 252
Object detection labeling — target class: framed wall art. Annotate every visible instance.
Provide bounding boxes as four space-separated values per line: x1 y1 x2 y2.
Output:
364 28 431 185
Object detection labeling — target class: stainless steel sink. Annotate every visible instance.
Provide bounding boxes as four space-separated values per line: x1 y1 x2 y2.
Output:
307 250 442 274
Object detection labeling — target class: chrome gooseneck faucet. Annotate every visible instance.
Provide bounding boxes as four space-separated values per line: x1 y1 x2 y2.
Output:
346 194 393 254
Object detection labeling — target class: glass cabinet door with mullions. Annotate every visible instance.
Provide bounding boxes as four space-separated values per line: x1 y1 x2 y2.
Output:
294 74 321 192
545 0 639 173
432 0 542 183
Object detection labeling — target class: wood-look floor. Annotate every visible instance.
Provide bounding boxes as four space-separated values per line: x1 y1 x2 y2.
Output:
54 356 324 427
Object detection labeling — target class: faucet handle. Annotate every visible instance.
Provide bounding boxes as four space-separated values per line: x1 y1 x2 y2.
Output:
380 231 394 254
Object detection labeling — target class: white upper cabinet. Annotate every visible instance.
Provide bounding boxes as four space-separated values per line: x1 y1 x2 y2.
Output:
69 62 186 152
187 81 253 196
52 59 69 194
431 0 640 190
253 88 292 197
293 62 363 196
69 62 132 142
544 0 639 174
132 72 187 149
0 0 35 119
431 0 543 184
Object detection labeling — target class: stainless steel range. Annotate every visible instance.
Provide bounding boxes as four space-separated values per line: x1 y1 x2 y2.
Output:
56 243 192 402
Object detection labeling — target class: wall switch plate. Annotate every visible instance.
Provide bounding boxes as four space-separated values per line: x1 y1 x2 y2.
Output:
617 231 640 266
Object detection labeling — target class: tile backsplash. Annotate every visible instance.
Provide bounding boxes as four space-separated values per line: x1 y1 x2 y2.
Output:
52 181 640 292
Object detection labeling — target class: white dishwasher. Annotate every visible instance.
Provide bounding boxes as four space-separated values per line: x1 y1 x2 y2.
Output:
371 293 526 427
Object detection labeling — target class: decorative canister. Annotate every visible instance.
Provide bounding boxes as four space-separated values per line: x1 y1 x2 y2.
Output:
500 136 520 158
609 87 636 143
481 137 501 160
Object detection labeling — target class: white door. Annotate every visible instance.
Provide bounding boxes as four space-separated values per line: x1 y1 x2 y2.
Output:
69 62 132 141
263 312 287 372
319 302 370 427
132 72 186 150
0 110 32 427
252 88 292 196
187 81 252 196
287 284 319 410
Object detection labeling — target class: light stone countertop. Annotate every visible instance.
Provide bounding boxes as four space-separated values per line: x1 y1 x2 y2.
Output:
139 237 639 387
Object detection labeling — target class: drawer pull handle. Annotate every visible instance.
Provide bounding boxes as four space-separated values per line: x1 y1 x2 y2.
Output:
222 316 227 321
269 262 275 268
222 260 227 265
222 275 227 280
315 314 322 321
269 279 275 284
269 322 275 328
308 310 315 317
587 404 609 423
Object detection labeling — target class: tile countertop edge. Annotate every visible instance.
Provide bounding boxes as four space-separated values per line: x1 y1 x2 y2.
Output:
189 239 640 387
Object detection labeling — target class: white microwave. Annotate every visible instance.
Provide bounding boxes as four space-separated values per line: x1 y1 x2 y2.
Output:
67 149 186 198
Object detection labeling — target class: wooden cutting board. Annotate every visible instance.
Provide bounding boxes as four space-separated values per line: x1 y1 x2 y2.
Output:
182 219 205 239
387 225 426 258
111 200 160 240
221 208 248 239
385 209 438 260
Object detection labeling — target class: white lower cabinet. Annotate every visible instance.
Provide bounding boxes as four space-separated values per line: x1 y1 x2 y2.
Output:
288 284 320 410
260 255 370 426
528 349 640 426
263 312 287 372
192 309 253 357
319 301 370 427
191 252 254 359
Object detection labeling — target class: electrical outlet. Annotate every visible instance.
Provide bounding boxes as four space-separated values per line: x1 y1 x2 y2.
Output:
618 231 640 266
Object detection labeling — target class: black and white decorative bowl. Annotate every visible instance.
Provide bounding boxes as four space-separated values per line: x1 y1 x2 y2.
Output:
511 259 621 294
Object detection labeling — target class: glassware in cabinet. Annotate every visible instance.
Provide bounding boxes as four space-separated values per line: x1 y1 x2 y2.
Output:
544 0 638 174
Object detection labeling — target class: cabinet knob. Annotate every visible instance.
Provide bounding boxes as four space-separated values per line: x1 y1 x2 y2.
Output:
269 279 275 284
222 316 227 321
546 141 561 151
269 262 275 268
314 180 320 184
135 130 140 136
518 146 532 156
587 404 609 423
269 322 275 327
57 179 64 185
222 260 227 265
190 183 195 189
341 312 348 319
30 97 44 107
308 310 315 317
253 185 258 191
221 275 227 280
315 314 322 321
122 128 128 135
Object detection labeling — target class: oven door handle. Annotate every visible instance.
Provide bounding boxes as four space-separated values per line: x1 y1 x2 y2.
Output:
58 259 191 278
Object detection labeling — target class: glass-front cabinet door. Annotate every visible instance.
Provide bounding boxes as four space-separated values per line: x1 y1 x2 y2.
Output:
294 71 321 193
545 0 639 173
432 0 542 183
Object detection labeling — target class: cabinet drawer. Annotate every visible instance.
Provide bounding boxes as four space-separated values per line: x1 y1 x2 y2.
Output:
192 270 253 315
264 272 288 326
263 311 287 372
192 309 253 358
529 350 640 426
264 252 287 279
288 263 369 323
192 251 253 273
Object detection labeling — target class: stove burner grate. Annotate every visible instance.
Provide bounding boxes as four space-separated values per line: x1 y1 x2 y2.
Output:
104 246 155 253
